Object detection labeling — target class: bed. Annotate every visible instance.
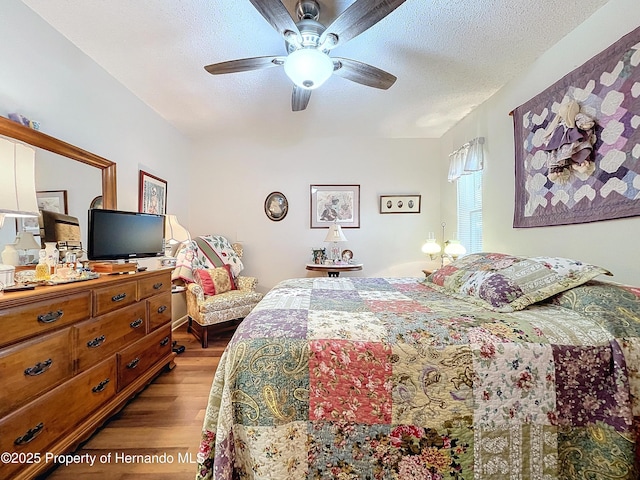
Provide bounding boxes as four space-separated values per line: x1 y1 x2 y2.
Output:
195 253 640 479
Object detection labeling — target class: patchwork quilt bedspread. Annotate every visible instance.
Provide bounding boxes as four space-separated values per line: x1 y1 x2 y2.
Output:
195 277 640 479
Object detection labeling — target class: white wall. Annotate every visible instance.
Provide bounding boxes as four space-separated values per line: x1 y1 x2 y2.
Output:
190 136 442 291
3 0 637 289
0 0 192 259
439 0 640 286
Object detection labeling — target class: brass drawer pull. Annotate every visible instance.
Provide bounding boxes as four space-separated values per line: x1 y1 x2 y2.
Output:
153 282 163 290
111 292 127 302
130 318 144 329
92 378 110 393
24 359 53 376
87 335 106 348
126 357 140 369
14 422 44 445
160 336 170 347
37 310 63 324
157 305 167 314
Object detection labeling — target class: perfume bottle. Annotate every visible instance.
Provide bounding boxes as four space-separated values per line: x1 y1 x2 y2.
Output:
34 250 50 281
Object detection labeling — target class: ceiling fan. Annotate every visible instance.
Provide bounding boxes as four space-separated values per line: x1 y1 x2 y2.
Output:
204 0 407 111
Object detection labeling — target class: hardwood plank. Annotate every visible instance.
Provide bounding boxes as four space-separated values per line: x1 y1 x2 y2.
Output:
42 324 233 479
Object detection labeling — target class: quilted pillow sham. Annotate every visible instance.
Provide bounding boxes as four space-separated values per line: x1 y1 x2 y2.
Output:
424 252 611 312
194 265 237 296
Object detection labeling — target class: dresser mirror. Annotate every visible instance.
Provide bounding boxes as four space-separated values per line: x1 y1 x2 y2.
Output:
0 116 117 261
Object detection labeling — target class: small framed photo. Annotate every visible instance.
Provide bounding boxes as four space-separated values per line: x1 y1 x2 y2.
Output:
310 184 360 228
311 248 327 265
36 190 68 214
341 249 354 263
264 191 288 221
379 194 421 214
138 170 167 214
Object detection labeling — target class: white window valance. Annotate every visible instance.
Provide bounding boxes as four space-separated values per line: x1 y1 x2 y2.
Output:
447 136 485 182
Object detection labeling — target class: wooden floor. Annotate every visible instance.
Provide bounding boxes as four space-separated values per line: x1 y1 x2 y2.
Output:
42 323 233 480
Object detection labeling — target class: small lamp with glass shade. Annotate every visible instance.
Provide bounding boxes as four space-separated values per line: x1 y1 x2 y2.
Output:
421 232 441 260
324 222 348 264
422 222 468 269
444 239 467 260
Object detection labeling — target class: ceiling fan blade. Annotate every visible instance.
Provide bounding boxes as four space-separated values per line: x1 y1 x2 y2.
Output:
332 58 397 89
204 56 285 75
248 0 301 39
321 0 407 48
292 86 312 111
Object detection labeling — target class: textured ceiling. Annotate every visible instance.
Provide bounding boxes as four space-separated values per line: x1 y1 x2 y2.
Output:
21 0 610 140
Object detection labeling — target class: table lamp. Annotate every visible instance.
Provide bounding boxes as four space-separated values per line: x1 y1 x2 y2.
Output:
324 222 347 264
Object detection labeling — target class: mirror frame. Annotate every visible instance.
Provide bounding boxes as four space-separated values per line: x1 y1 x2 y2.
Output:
0 116 117 210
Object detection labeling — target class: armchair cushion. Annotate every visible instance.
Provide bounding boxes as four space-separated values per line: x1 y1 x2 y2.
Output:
172 235 244 283
194 265 236 296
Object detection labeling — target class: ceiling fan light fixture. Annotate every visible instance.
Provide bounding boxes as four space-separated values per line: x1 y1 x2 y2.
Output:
284 48 333 90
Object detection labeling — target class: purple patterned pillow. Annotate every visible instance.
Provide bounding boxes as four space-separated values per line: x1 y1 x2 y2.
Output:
424 253 611 312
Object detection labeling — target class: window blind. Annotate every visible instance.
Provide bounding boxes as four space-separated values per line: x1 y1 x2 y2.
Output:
457 170 483 253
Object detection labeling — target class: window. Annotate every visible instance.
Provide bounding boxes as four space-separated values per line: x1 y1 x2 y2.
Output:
457 170 483 253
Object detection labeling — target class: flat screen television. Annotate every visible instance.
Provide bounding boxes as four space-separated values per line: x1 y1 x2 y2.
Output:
88 209 164 261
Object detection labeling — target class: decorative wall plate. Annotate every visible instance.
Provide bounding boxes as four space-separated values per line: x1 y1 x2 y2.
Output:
264 191 288 221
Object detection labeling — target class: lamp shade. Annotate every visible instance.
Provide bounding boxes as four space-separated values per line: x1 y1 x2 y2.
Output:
14 231 41 250
444 240 466 257
421 238 441 255
324 223 347 243
284 48 334 90
164 214 190 244
0 138 39 221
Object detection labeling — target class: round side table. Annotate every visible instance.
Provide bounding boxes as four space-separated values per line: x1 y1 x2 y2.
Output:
306 263 363 277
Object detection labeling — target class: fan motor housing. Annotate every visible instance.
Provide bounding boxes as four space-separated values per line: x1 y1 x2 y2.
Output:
286 18 326 52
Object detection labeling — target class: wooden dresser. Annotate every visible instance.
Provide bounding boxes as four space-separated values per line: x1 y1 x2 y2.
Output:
0 269 174 479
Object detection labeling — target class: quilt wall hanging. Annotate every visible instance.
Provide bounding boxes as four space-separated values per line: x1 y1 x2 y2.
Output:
512 25 640 228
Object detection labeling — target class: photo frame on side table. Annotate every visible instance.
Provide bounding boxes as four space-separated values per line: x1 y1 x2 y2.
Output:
310 184 360 228
379 195 421 214
138 170 167 214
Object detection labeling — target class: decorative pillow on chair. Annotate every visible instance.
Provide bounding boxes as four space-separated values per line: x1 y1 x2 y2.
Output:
424 252 611 312
194 266 237 296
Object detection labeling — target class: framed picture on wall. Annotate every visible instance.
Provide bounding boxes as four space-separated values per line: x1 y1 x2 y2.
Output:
379 195 421 214
310 184 360 228
138 170 167 214
36 190 68 214
264 191 289 221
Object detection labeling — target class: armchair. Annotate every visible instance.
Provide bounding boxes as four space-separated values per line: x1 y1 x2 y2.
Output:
173 236 263 347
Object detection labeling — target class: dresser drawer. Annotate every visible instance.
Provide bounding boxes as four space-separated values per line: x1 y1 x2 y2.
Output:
74 302 147 372
0 329 73 417
93 280 138 316
0 358 116 480
0 292 91 348
148 291 172 332
117 325 172 391
138 271 171 300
